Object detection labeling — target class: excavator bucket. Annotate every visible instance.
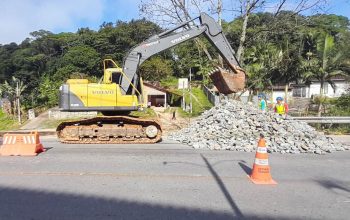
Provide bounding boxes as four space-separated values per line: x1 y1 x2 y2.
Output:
209 67 246 94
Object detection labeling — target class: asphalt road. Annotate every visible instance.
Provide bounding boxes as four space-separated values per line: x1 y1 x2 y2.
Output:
0 137 349 220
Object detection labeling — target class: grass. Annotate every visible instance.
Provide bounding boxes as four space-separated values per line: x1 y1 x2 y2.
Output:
160 76 178 88
176 87 213 117
313 124 350 135
129 108 158 119
159 77 213 117
0 111 20 131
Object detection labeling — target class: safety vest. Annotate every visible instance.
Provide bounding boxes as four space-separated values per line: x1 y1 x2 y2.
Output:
275 103 285 114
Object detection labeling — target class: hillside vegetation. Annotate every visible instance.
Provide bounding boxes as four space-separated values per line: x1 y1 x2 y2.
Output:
0 12 349 118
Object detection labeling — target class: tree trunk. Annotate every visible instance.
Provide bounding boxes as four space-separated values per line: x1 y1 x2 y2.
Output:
12 100 16 116
194 39 212 61
284 83 289 103
217 0 223 67
17 97 21 124
248 89 253 102
317 81 324 117
236 6 250 62
217 0 222 27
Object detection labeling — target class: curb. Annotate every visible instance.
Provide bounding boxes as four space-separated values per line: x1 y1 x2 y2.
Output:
0 130 56 137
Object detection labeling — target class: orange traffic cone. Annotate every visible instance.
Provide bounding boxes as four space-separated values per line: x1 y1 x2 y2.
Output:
0 131 45 156
249 134 277 185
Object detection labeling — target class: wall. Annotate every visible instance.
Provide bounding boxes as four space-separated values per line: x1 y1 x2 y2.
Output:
308 81 349 98
143 85 166 107
271 90 292 103
239 90 292 104
49 110 97 119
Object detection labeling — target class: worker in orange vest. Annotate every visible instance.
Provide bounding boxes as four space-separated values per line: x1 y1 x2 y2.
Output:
274 97 288 118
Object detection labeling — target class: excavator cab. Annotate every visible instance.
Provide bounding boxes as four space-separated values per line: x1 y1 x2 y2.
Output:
103 59 123 85
103 69 122 85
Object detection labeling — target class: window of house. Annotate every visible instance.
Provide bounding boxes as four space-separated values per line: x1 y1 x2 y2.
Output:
293 87 306 97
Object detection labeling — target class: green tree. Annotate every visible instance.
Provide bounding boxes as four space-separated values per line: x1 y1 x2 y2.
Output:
302 34 350 116
62 45 100 75
242 42 283 100
139 57 173 81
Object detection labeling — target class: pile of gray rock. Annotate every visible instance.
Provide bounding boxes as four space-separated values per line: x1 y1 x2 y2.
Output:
168 100 348 154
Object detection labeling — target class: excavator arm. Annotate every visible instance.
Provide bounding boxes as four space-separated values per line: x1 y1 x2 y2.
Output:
121 12 245 95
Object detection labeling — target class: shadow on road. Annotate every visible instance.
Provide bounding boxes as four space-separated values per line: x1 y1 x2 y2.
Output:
0 185 231 220
0 185 308 220
201 154 244 218
238 160 252 175
316 179 350 194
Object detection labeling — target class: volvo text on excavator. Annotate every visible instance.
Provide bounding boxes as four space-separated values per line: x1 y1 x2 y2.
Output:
57 12 246 144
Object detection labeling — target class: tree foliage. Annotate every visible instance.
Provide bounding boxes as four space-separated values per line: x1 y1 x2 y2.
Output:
0 11 349 113
139 57 173 81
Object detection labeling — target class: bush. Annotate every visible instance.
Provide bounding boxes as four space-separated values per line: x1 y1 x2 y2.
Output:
334 94 350 108
327 94 350 116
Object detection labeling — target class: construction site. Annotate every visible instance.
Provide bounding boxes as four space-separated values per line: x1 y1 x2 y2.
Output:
0 1 350 219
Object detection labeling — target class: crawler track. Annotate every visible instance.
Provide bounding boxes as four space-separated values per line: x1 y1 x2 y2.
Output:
57 116 162 144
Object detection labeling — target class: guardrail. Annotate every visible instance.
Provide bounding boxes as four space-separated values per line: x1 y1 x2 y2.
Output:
291 117 350 124
202 85 220 106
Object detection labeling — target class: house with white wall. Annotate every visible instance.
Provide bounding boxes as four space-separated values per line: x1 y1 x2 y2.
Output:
238 85 292 103
205 75 348 107
291 75 349 98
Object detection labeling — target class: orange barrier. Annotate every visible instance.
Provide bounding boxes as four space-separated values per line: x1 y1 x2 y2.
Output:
0 131 44 156
249 134 277 185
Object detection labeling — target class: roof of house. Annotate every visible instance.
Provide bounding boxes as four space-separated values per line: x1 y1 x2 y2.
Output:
143 81 169 94
266 84 293 91
309 75 349 82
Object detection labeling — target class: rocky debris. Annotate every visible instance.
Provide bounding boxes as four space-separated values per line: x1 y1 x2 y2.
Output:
168 100 348 154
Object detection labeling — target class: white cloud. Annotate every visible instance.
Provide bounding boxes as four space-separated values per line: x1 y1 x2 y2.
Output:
0 0 105 44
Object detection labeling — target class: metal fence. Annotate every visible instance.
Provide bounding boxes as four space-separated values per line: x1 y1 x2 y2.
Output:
202 85 220 106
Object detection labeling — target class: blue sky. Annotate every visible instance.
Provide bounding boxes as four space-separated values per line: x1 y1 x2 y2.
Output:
0 0 349 44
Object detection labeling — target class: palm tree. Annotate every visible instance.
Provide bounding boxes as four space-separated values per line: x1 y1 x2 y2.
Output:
0 76 27 123
241 43 283 101
302 34 349 116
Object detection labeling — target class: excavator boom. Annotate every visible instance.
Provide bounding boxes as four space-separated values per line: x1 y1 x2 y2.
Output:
120 12 245 95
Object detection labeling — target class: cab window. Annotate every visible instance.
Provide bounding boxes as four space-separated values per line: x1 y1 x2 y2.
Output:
111 72 122 84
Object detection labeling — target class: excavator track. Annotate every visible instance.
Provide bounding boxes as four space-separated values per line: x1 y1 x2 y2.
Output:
57 116 162 144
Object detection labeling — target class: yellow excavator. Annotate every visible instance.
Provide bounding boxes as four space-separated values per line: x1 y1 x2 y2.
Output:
56 12 245 144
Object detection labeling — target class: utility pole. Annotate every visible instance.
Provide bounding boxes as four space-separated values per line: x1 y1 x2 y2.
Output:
189 68 193 114
182 81 185 111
